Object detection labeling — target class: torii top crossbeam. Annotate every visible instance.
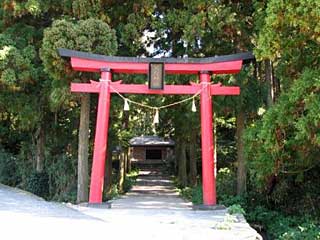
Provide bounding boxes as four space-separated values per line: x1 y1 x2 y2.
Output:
59 48 254 206
59 48 253 74
59 48 253 96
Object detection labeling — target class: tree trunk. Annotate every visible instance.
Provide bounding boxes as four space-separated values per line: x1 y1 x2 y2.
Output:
265 59 275 106
273 65 281 100
124 150 128 174
189 130 197 186
174 141 180 175
236 110 246 195
127 148 132 173
77 94 90 203
36 124 45 172
178 140 188 187
122 110 130 174
119 152 125 193
122 110 129 128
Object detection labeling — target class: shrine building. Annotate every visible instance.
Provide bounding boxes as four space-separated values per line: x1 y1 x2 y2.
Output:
129 136 175 163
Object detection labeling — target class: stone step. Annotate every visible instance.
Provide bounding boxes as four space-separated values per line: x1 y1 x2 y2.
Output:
132 160 167 171
137 167 166 171
137 171 168 175
134 178 173 187
138 173 167 177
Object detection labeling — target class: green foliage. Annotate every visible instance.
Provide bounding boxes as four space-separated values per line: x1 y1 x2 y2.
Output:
0 31 41 130
156 1 254 56
0 31 38 89
180 168 237 205
255 0 320 82
189 185 203 205
0 146 19 186
179 187 192 201
245 68 320 187
246 205 320 240
216 167 236 198
105 184 120 201
180 185 203 205
219 195 245 208
25 171 49 199
278 222 320 240
40 19 77 82
103 169 139 201
256 0 320 59
227 204 246 215
47 153 77 202
72 0 103 19
40 18 118 109
123 169 139 193
218 175 320 239
0 0 68 19
41 18 117 81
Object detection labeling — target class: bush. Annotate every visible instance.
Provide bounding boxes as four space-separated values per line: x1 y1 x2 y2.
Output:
216 167 236 198
110 184 120 199
219 194 246 206
44 153 77 202
179 168 237 205
180 185 203 205
123 169 139 193
278 221 320 240
0 147 20 186
52 186 77 203
180 187 192 200
190 185 203 205
227 204 246 215
25 171 49 199
244 69 320 191
245 204 320 240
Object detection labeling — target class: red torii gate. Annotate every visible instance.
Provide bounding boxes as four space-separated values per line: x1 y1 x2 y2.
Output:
59 49 253 206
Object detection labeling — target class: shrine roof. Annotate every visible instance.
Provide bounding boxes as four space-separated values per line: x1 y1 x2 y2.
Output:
129 136 175 147
58 48 254 64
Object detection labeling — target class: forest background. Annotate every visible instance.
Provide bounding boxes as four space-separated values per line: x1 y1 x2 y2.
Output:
0 1 319 239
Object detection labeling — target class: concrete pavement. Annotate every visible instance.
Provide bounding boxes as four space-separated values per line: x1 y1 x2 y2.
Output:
0 168 262 240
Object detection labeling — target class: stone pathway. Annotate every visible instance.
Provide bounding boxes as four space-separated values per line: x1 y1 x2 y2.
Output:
0 163 262 240
111 163 192 210
73 162 262 240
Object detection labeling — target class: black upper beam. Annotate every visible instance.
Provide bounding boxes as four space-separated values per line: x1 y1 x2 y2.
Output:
58 48 255 64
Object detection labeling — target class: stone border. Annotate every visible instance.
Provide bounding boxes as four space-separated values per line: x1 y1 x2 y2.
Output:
78 202 112 209
192 204 226 211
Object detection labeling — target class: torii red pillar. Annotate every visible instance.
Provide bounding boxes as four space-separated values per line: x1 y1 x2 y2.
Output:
200 72 216 205
89 69 111 203
58 48 254 205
